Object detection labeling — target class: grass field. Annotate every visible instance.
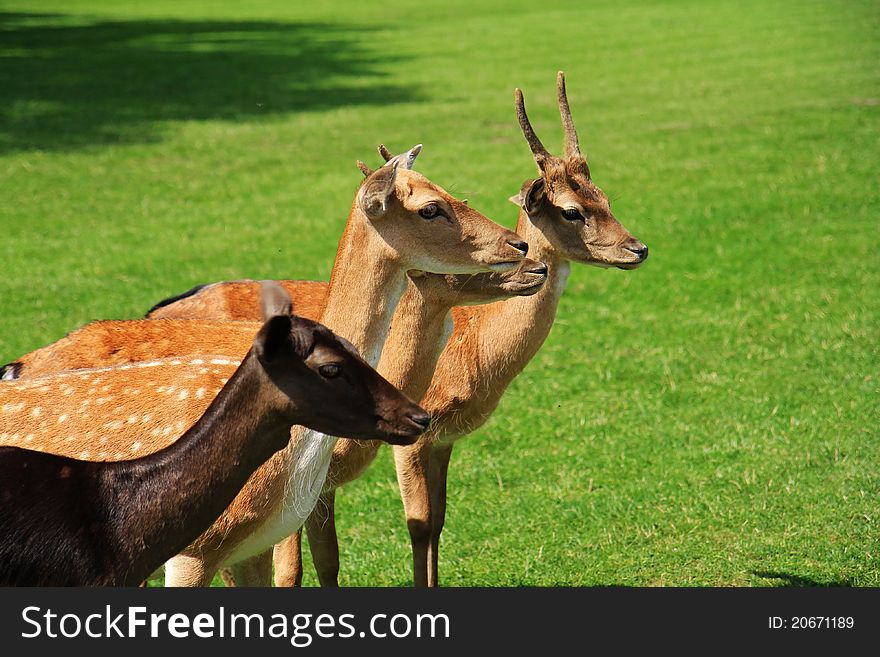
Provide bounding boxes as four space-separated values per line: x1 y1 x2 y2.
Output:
1 0 877 586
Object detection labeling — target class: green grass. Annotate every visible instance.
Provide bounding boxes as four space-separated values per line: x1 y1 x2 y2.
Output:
1 0 877 586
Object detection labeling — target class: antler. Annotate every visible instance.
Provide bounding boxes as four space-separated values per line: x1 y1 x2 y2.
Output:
556 71 581 159
515 88 550 164
359 143 422 178
378 143 421 169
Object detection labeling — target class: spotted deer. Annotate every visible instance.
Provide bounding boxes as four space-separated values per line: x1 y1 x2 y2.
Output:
0 283 429 586
1 262 547 587
1 145 527 585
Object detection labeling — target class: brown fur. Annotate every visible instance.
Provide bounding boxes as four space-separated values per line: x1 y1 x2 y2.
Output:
3 146 526 586
280 72 649 586
138 82 649 585
148 280 328 322
0 303 429 586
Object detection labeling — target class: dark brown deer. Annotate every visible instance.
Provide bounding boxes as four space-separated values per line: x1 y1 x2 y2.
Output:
0 283 428 586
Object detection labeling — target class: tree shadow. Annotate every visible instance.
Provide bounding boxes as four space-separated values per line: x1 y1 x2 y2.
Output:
0 11 420 152
752 570 854 587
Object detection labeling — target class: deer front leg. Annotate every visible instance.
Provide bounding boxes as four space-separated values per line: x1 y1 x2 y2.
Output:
427 443 454 587
164 553 217 587
273 531 303 587
305 490 340 587
393 440 433 587
219 567 236 587
225 549 273 586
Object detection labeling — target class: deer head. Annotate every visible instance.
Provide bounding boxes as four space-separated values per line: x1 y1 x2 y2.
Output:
356 145 529 274
253 282 430 445
512 72 648 270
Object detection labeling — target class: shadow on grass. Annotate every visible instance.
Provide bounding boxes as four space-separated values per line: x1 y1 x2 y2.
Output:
0 11 419 152
752 570 853 587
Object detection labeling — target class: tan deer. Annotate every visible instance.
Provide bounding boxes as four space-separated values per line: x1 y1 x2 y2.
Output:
0 145 528 585
84 73 645 587
274 72 649 586
154 75 648 587
0 283 429 586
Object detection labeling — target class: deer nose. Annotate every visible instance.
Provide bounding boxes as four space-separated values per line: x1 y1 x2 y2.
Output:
629 245 649 261
526 262 548 276
507 239 529 257
409 412 431 430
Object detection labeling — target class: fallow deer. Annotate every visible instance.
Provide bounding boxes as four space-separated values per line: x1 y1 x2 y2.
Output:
0 283 429 586
166 144 528 585
1 145 527 585
279 72 649 586
1 262 547 587
110 75 646 586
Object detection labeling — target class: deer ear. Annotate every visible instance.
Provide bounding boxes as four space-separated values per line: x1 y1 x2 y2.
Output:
254 314 293 364
259 281 293 321
518 178 545 214
358 161 399 219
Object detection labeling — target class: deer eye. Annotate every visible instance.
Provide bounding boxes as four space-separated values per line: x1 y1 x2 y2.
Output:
318 363 341 379
561 208 583 221
419 203 441 219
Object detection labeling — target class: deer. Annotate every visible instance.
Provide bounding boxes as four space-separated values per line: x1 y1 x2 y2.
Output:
78 73 645 587
273 72 649 586
1 144 528 585
0 283 429 586
0 262 547 587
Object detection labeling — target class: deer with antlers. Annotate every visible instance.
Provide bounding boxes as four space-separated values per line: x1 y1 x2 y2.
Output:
0 145 527 585
0 283 429 586
273 71 648 586
67 72 645 587
125 73 647 588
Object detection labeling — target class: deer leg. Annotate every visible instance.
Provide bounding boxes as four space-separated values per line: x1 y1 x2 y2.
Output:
426 443 454 587
273 531 303 587
226 549 273 587
394 440 433 587
304 490 341 587
219 567 236 587
164 553 216 587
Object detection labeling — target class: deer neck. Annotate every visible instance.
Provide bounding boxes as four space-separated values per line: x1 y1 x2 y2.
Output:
106 355 292 580
380 277 453 400
475 210 571 373
329 278 452 485
251 206 411 543
321 207 409 366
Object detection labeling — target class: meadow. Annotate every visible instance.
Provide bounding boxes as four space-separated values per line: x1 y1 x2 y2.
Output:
0 0 877 586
